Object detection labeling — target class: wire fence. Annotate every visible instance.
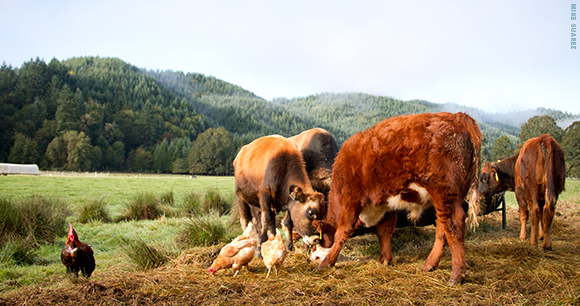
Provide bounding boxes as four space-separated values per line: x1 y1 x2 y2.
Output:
40 171 111 177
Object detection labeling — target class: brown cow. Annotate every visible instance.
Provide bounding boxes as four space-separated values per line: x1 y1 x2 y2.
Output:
472 134 565 250
233 135 325 253
309 112 481 285
289 128 339 197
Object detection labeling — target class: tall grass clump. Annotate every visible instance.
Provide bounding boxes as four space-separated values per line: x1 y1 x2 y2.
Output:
76 198 112 223
0 196 70 265
176 212 239 248
120 237 169 270
180 191 202 217
0 196 70 246
201 188 231 216
117 192 164 221
0 237 36 266
159 190 174 207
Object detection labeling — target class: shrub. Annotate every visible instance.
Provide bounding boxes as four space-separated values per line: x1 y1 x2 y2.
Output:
0 196 69 266
77 198 112 223
120 237 169 270
201 188 231 216
159 190 174 206
118 192 164 221
176 212 239 248
0 196 70 247
180 191 202 217
0 237 36 266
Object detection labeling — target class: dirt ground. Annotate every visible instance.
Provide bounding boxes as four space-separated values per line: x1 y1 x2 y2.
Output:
1 205 579 306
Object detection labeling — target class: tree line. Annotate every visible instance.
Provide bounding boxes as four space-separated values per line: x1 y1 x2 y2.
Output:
1 57 579 177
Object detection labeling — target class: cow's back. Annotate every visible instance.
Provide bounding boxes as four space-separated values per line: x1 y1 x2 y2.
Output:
234 135 298 180
330 112 481 209
515 134 566 204
289 128 338 173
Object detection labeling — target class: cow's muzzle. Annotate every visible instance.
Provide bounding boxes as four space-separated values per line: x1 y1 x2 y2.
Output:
302 234 321 246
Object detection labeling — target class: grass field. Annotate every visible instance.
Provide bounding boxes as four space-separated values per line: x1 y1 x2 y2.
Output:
0 175 579 305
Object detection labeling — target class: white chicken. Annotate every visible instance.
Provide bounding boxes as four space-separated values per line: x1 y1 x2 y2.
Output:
260 227 288 278
208 222 258 276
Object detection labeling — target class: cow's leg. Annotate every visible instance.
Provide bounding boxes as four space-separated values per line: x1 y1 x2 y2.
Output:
319 200 361 268
423 197 467 285
423 217 446 272
445 203 467 285
529 196 541 247
376 211 397 265
250 206 262 236
515 188 528 240
257 189 275 256
236 193 252 230
282 211 294 251
541 203 555 250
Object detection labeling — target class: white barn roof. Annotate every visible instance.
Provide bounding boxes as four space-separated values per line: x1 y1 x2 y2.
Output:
0 163 40 175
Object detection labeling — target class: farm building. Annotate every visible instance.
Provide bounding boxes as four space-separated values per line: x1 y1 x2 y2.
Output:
0 163 40 175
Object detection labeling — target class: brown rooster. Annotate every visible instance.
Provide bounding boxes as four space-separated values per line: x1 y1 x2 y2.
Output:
208 222 257 276
261 227 288 278
61 223 95 278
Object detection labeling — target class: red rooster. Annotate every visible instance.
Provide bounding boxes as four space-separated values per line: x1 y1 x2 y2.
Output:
61 224 95 278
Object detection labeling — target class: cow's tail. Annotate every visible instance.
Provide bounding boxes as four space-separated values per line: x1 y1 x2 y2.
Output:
544 136 559 211
463 114 482 230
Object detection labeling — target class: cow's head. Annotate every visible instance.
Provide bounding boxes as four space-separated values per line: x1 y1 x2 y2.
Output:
468 161 506 229
287 185 325 245
476 161 503 197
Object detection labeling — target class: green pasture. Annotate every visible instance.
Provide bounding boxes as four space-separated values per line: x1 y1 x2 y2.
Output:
0 173 235 217
502 179 579 209
0 174 237 291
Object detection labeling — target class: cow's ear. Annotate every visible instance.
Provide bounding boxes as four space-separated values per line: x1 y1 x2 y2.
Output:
289 185 303 201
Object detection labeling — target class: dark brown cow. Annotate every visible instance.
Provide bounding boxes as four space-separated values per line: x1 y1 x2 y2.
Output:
472 134 565 250
233 135 325 252
289 128 339 196
309 112 481 285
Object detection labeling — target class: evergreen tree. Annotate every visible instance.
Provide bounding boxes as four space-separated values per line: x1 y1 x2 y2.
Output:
7 133 39 164
46 135 68 169
110 141 126 171
188 127 235 175
63 130 92 171
128 147 152 172
562 121 580 178
491 135 515 160
13 57 49 108
12 98 47 137
55 84 79 132
152 138 171 173
519 115 564 145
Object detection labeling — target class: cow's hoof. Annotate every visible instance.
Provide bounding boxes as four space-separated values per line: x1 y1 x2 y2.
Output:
421 264 435 272
447 278 463 286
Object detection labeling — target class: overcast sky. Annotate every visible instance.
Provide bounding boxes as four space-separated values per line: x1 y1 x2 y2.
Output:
1 0 579 114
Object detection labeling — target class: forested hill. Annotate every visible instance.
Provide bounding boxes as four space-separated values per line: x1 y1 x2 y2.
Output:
1 56 578 175
146 70 312 144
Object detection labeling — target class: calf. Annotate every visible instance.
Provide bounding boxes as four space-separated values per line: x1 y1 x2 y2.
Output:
233 135 325 252
473 134 565 250
310 112 482 285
